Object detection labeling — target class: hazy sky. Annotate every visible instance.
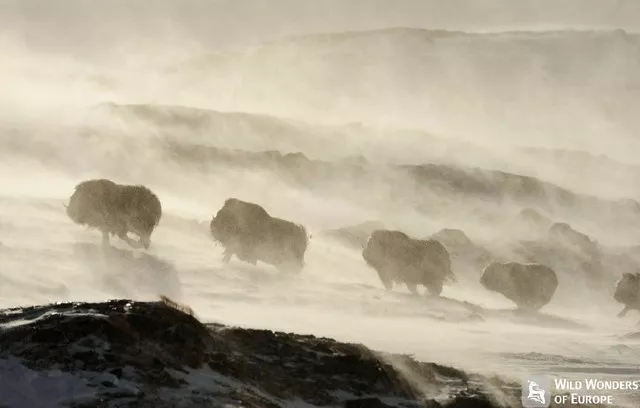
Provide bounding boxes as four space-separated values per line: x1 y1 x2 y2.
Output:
1 0 639 58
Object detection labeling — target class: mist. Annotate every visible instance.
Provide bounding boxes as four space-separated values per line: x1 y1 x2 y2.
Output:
2 1 640 406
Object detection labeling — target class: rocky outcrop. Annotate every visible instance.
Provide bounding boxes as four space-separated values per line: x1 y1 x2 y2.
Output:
0 298 606 407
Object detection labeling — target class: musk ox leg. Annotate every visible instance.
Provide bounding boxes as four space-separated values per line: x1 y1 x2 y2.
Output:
138 235 151 250
244 256 258 266
236 246 258 265
406 282 419 295
222 249 233 264
426 281 443 297
617 305 631 318
101 231 111 247
376 270 393 291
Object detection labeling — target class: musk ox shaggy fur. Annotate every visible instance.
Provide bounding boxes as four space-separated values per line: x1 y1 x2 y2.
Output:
362 229 456 296
66 179 162 249
480 261 558 310
613 272 640 318
209 198 309 273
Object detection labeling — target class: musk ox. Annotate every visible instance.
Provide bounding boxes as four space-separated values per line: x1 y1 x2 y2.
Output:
209 198 309 273
362 229 456 296
480 261 558 310
66 179 162 249
613 272 640 318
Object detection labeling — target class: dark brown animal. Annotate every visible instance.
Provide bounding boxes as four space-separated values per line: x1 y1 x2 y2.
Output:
480 261 558 310
614 272 640 318
210 198 309 273
362 229 456 296
66 179 162 249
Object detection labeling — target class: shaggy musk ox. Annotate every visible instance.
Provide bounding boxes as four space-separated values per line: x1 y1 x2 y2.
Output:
210 198 309 273
362 229 456 296
614 272 640 318
66 179 162 249
480 261 558 310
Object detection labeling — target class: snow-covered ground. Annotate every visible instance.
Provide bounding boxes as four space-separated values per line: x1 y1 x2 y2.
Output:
2 2 640 406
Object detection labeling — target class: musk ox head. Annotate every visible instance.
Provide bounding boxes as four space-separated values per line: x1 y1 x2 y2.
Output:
362 229 408 289
66 179 119 227
209 198 270 244
422 238 456 283
361 229 402 267
118 185 162 249
283 222 309 260
614 272 640 307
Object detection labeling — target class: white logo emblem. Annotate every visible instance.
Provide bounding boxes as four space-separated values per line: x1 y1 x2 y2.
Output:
522 375 551 407
527 380 546 404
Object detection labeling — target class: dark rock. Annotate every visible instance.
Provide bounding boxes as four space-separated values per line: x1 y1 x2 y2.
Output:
109 367 123 378
344 397 394 408
0 298 613 407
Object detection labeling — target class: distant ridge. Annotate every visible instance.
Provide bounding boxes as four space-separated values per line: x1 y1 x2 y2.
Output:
248 26 640 49
6 101 640 230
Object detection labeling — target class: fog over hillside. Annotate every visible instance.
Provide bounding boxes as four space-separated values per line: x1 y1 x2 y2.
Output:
2 1 640 407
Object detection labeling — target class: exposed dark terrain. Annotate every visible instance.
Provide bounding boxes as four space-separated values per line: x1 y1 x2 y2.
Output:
0 298 619 408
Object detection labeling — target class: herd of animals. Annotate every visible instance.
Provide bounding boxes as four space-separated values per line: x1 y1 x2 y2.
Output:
65 178 640 320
